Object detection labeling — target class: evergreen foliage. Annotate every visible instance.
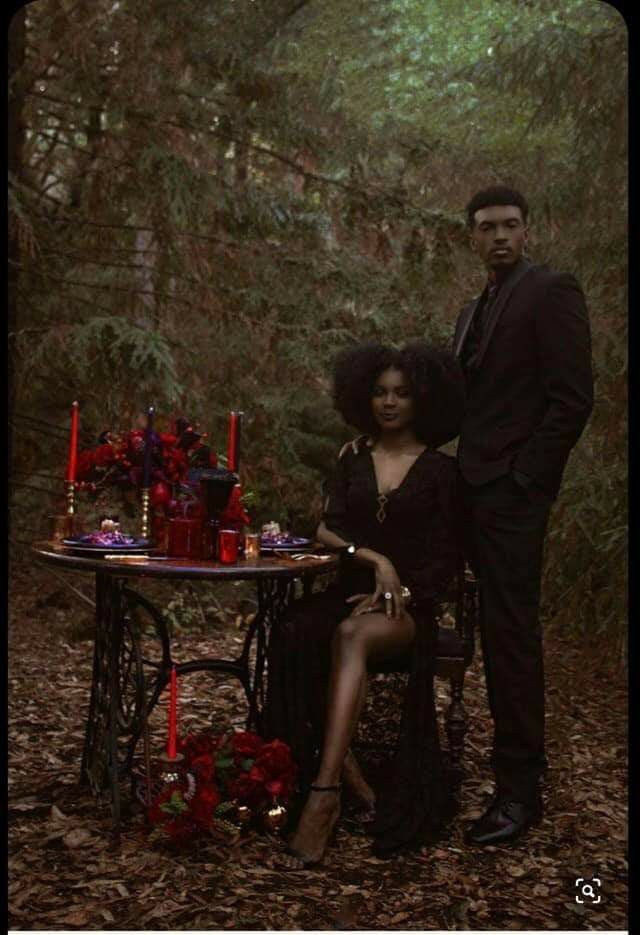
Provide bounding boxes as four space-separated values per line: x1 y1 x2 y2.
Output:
8 0 626 653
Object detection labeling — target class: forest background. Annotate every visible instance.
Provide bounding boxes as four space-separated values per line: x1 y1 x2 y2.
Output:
9 0 627 656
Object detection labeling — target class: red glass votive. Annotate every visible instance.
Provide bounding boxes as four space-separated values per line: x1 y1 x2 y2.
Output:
218 528 239 564
167 517 202 559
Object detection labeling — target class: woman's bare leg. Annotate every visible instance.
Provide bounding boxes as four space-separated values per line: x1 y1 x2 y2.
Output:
282 610 415 867
342 746 376 813
337 672 375 808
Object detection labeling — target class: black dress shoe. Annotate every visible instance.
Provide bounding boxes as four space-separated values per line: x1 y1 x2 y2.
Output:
465 798 542 846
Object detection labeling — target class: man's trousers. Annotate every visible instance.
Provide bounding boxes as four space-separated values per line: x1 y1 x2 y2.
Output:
462 472 552 805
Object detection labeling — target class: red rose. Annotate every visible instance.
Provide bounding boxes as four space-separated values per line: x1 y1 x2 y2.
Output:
254 740 295 778
190 783 221 828
93 443 116 468
248 764 266 785
180 732 217 761
227 772 265 808
265 778 286 798
197 783 220 808
190 752 215 784
231 731 264 759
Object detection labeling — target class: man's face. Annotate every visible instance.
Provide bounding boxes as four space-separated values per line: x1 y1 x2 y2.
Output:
470 205 528 271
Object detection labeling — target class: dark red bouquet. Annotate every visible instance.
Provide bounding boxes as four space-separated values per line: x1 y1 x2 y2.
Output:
76 417 218 511
146 730 297 842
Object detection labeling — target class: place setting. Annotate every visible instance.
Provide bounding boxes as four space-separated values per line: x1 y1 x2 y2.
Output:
49 401 332 568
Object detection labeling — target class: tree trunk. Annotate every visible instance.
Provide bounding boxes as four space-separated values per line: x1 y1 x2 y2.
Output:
8 6 27 515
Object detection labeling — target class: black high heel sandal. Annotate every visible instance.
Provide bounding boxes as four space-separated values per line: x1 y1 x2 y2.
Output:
280 783 342 869
343 801 377 834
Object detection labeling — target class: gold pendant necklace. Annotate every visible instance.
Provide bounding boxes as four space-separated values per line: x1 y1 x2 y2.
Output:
376 493 388 523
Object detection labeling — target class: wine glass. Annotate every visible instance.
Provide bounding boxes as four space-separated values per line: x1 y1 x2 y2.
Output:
198 468 238 559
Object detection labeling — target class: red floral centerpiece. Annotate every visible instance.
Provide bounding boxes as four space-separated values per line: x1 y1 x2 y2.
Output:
76 417 217 505
75 416 251 541
144 730 297 842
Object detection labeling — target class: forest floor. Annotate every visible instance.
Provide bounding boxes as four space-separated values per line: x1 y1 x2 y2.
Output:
8 557 627 932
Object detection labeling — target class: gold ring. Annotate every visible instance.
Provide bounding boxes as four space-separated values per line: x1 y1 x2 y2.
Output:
384 592 392 601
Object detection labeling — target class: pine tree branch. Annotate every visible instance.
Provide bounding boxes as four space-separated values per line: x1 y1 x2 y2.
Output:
27 273 211 311
28 211 239 247
27 130 136 169
12 412 68 434
246 0 313 54
24 252 222 293
15 270 218 330
12 469 67 478
9 480 61 496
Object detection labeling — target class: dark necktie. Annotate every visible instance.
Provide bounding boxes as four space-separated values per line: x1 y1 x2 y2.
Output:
462 279 499 372
476 279 499 335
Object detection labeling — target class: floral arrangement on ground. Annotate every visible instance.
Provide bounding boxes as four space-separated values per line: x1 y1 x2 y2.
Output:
142 730 297 843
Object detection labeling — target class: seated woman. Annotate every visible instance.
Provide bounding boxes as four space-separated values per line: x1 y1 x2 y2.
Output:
263 341 466 867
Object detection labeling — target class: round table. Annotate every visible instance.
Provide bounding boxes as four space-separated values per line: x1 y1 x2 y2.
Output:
32 543 338 835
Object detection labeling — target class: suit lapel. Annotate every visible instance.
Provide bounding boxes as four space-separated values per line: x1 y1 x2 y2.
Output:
454 297 480 358
474 259 532 368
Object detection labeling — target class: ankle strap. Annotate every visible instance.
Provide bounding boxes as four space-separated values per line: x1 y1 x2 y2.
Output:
310 783 341 792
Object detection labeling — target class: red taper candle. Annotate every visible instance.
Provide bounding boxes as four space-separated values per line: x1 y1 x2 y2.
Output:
166 665 178 760
227 410 242 474
65 401 79 483
142 405 155 489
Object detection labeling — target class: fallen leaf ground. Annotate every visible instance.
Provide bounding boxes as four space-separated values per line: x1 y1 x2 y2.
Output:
8 558 627 931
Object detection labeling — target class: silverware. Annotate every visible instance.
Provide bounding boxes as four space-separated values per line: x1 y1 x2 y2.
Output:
103 554 172 562
272 550 333 561
291 552 332 561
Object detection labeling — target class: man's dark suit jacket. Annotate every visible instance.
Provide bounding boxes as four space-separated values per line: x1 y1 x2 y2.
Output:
453 258 594 499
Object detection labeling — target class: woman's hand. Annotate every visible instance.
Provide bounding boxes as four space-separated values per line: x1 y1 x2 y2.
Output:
346 593 383 615
347 557 405 619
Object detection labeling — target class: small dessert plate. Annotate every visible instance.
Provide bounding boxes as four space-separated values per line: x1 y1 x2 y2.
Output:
259 536 313 554
62 536 153 557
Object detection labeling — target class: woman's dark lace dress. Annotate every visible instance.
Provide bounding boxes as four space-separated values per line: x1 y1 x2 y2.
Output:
262 442 463 856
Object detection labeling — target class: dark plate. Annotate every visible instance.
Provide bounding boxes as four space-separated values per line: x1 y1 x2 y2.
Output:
62 536 152 557
259 536 313 553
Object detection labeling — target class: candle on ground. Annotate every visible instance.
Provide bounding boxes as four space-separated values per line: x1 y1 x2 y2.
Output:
166 664 178 760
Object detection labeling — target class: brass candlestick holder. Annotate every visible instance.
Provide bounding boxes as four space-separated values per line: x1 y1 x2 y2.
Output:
140 487 151 541
49 513 73 542
62 480 76 537
66 480 75 514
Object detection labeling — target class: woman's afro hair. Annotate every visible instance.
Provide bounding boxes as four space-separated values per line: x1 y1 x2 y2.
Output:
332 341 465 448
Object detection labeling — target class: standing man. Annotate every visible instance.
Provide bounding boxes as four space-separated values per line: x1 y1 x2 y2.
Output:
453 186 593 845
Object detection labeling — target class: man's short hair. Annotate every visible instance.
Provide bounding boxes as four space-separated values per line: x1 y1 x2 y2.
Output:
466 186 529 228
